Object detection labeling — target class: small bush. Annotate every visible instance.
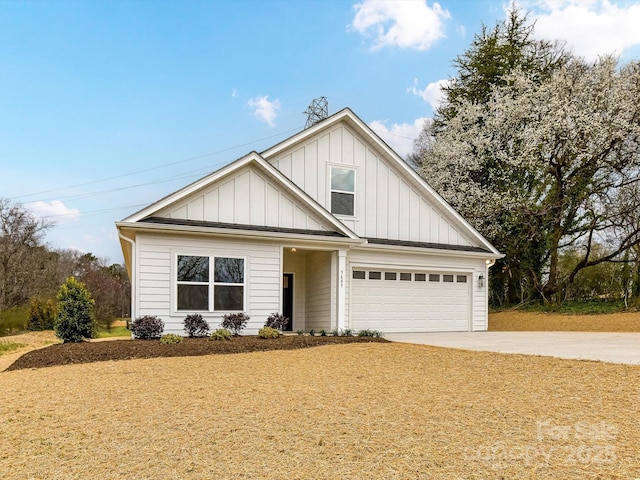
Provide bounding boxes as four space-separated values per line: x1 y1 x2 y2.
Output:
296 330 304 335
210 328 232 340
264 312 289 331
183 313 210 338
308 329 315 336
342 329 353 337
27 297 57 331
221 312 250 336
258 326 280 339
55 277 96 343
357 329 383 338
131 315 164 339
319 329 327 337
330 329 340 337
160 333 183 344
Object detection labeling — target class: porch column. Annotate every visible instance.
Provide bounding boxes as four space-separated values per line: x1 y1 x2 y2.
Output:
337 249 347 330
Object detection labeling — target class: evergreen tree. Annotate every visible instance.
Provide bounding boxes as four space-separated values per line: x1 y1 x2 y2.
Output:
55 277 96 343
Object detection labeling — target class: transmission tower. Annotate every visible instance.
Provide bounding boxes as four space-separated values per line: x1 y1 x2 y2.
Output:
303 97 328 129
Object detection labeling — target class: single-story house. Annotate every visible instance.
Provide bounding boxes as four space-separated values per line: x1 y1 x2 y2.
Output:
116 108 501 335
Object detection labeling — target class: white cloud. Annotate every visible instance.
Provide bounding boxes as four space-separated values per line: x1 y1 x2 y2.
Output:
231 88 238 98
369 117 429 158
28 200 80 222
527 0 640 60
408 77 450 111
351 0 451 50
248 95 281 127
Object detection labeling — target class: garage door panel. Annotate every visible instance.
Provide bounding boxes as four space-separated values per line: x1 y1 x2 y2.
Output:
351 270 470 332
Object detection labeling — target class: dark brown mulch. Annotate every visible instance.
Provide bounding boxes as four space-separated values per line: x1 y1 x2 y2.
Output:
6 335 388 371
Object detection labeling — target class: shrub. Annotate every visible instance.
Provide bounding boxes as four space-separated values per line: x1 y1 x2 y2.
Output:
308 329 315 336
131 315 164 339
319 329 327 337
26 297 57 331
342 329 353 337
183 313 210 338
221 312 250 336
357 329 383 338
258 326 280 339
264 312 289 331
296 330 304 335
55 277 96 343
330 329 340 337
210 328 232 340
160 333 183 344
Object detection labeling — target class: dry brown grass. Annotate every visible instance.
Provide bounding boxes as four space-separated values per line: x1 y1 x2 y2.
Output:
1 343 639 479
0 331 59 372
490 310 640 332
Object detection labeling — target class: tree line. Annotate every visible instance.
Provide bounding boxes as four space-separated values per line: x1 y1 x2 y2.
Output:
0 198 130 330
411 7 640 307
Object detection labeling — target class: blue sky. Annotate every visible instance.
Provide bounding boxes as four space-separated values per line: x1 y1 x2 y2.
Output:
2 0 640 263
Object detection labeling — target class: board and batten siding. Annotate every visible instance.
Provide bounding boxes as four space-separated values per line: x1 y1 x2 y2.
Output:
135 233 281 335
154 165 333 233
267 124 473 247
304 250 332 331
346 247 488 331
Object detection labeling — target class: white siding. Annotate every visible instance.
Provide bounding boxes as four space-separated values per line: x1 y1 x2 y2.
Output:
346 246 488 331
304 250 332 332
154 165 335 233
267 124 474 248
135 232 281 335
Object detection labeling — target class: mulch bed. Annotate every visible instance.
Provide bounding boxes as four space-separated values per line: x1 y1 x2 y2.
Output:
6 335 387 371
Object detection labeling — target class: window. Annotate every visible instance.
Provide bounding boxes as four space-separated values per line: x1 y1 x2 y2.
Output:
429 274 440 282
331 167 355 216
415 273 426 282
400 273 412 281
369 271 381 280
385 272 397 281
443 274 454 283
457 275 468 283
353 270 366 279
176 255 244 311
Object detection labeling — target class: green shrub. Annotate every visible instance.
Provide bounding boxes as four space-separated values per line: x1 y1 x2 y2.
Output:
330 329 340 337
160 333 183 345
296 330 304 335
210 328 232 340
342 329 353 337
308 329 315 336
258 326 280 339
130 315 164 339
183 313 210 338
357 329 383 338
0 306 28 337
27 297 57 331
319 329 327 337
221 312 249 336
55 277 96 343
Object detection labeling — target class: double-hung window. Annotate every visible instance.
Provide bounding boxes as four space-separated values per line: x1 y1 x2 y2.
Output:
330 167 355 216
177 255 245 311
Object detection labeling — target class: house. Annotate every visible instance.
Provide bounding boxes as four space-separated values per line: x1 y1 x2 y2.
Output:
116 108 502 335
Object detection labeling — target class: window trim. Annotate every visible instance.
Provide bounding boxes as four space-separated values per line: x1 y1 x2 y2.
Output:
329 165 356 217
174 253 246 313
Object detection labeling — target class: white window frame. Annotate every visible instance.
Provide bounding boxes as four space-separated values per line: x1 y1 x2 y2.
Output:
175 254 246 313
329 166 356 217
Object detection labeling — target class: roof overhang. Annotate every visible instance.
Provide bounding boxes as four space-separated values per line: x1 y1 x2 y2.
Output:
353 239 504 260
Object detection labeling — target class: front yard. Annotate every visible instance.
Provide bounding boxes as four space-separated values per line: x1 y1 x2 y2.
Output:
1 341 638 479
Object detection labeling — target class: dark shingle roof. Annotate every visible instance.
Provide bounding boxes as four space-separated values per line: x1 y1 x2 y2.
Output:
365 237 491 254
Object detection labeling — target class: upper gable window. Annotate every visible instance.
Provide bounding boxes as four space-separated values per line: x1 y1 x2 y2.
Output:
330 167 355 216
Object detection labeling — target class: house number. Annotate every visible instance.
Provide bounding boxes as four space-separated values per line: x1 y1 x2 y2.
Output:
340 270 344 287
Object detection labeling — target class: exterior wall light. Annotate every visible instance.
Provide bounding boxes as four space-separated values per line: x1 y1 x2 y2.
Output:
478 273 485 287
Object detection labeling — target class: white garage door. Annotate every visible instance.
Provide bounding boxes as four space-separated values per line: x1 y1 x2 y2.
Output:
350 269 471 332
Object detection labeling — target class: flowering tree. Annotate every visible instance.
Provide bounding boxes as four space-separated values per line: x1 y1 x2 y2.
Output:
416 56 640 301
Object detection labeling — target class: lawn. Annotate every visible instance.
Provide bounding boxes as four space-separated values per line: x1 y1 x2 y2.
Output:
1 342 638 479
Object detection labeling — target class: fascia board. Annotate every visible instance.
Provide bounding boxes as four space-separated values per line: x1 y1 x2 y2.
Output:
352 241 504 260
116 221 364 247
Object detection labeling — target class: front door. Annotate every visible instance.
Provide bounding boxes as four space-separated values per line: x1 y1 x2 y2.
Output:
282 273 294 331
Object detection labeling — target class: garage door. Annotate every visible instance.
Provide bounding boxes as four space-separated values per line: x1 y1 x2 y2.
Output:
350 269 471 332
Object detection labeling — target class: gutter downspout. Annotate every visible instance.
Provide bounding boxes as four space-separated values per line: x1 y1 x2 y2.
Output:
118 233 136 325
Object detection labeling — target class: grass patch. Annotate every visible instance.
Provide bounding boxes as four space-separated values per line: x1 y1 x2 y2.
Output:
95 326 130 338
0 341 26 355
491 299 630 315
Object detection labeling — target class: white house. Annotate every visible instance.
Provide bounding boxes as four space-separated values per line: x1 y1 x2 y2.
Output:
116 108 502 335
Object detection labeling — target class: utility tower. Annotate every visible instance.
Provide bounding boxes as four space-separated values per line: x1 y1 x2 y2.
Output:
303 97 328 129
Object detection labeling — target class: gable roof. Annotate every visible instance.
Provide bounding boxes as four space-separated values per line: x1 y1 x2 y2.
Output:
121 151 360 240
261 108 500 256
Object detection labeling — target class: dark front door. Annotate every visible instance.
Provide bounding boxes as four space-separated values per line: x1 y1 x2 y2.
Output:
282 273 293 331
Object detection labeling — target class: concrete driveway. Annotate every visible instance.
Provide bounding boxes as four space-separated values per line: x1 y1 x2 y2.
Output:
384 332 640 365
